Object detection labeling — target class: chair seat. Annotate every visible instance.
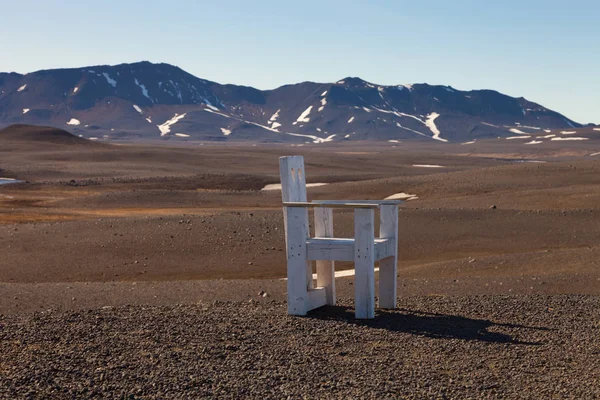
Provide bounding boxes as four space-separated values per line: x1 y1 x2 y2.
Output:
306 237 395 262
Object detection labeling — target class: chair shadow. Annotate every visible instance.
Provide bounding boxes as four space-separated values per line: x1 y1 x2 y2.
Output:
308 305 550 345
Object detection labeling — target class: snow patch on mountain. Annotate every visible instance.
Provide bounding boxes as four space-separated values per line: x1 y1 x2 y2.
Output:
269 109 280 122
560 131 576 135
133 105 143 114
175 133 190 138
318 97 327 112
73 87 79 94
551 137 588 141
22 109 30 114
507 136 531 140
66 118 81 126
525 140 543 145
481 122 499 128
296 106 313 123
425 113 446 142
347 116 355 123
17 84 27 92
271 122 282 130
134 78 151 101
321 91 327 97
157 113 186 136
102 73 117 88
509 128 528 134
220 127 232 136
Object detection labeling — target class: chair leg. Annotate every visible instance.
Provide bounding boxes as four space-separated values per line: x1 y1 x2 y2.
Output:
354 208 375 319
285 206 310 315
379 205 398 309
315 207 335 305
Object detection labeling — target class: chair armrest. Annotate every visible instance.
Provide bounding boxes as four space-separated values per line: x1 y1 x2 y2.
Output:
283 201 380 209
312 200 403 206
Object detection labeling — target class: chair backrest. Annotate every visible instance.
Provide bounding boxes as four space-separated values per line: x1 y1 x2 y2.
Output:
279 156 307 202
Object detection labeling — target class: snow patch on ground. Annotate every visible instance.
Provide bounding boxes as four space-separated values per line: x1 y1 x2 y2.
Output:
462 140 476 145
388 140 400 143
175 133 190 138
385 192 418 201
551 137 588 141
321 90 327 97
593 128 600 132
102 73 117 88
17 84 27 92
560 131 577 135
347 116 355 123
525 140 543 145
271 122 282 130
73 87 79 94
590 152 600 156
220 128 232 136
296 106 313 123
206 104 219 112
145 117 152 124
262 183 329 191
157 113 186 136
22 108 30 114
539 134 556 138
413 164 444 168
66 118 81 126
544 129 552 133
133 104 143 114
507 136 531 140
362 107 371 113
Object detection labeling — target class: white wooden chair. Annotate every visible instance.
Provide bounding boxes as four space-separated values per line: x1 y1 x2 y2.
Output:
280 156 400 319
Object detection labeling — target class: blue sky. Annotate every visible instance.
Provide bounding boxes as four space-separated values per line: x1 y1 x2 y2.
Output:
1 0 598 123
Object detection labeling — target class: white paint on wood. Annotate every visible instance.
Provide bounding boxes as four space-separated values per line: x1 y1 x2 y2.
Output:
315 207 335 305
354 208 375 319
379 205 398 309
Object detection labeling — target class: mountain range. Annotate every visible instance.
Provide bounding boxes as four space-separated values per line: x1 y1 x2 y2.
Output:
0 61 595 144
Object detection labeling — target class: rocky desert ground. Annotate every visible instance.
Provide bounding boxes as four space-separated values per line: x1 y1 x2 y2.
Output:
1 125 599 398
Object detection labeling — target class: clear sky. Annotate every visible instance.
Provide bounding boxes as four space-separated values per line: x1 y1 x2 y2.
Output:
1 0 598 123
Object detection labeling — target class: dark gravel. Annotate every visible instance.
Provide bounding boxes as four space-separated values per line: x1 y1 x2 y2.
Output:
1 295 599 399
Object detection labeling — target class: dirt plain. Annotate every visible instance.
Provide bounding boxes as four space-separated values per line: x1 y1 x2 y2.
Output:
1 125 599 398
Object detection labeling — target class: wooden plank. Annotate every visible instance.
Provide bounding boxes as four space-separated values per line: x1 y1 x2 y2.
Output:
307 238 354 261
354 208 375 319
379 205 398 309
283 202 379 209
307 237 391 262
284 206 311 315
314 207 335 305
307 287 327 311
279 156 307 203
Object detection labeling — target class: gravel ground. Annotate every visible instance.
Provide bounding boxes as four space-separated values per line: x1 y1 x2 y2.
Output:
1 295 599 399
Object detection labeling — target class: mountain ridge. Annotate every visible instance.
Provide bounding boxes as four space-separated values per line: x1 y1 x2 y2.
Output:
0 61 595 144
